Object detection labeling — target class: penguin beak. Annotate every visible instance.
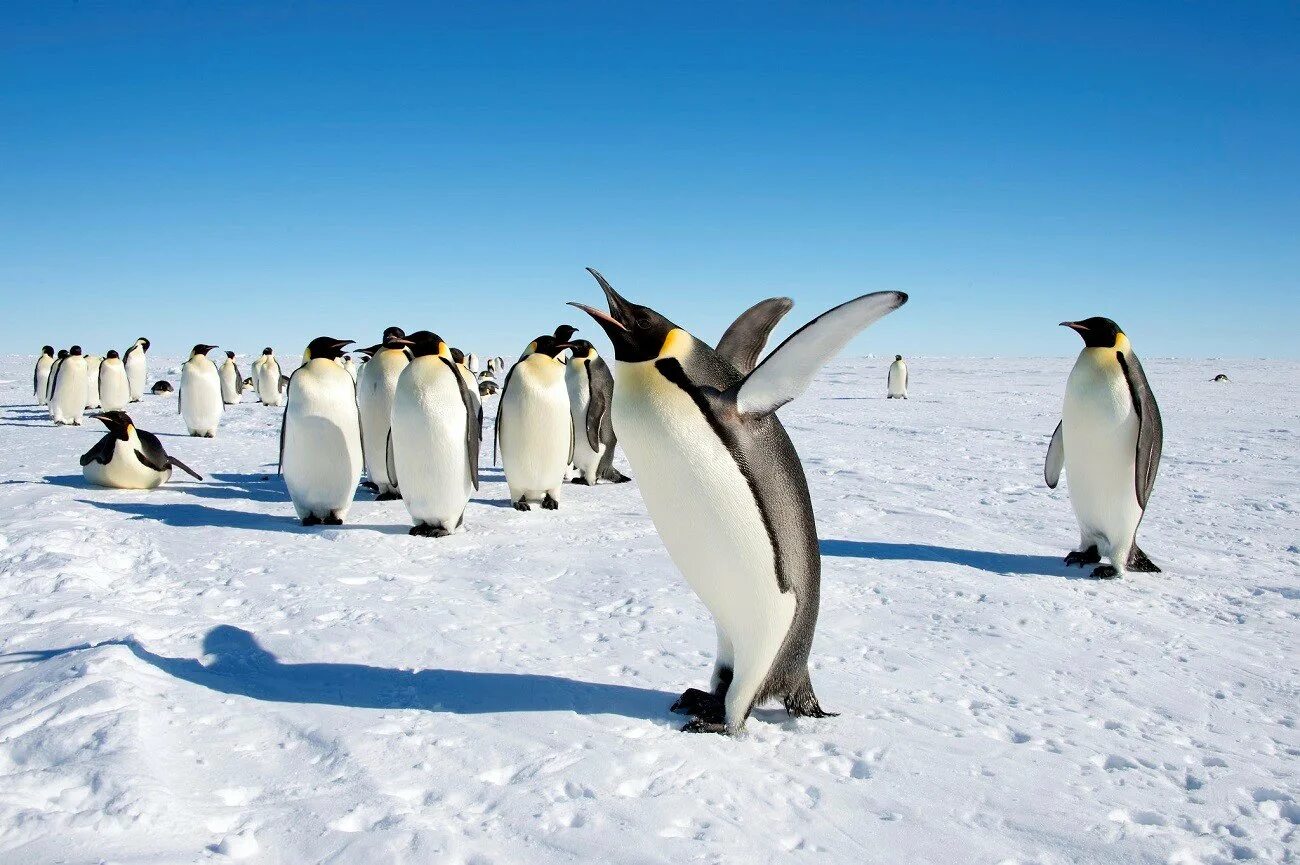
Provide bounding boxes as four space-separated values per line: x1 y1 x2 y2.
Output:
333 339 354 350
389 338 415 347
1059 321 1086 333
568 268 632 334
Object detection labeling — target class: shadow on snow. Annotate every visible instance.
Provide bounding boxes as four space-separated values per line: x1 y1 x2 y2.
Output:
820 539 1071 577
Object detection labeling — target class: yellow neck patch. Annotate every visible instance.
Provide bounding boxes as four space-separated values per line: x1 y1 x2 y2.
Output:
1114 332 1131 353
659 328 692 359
302 348 312 362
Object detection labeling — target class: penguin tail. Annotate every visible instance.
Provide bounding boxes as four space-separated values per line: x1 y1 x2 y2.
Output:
167 457 204 481
1126 545 1161 573
783 676 838 719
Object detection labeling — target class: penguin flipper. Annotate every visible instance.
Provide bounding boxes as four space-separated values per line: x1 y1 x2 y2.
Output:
1044 420 1064 488
584 358 612 452
440 356 481 491
494 362 519 467
385 429 397 488
166 456 203 481
47 360 63 401
80 434 116 467
735 291 908 416
715 297 795 375
1116 350 1163 510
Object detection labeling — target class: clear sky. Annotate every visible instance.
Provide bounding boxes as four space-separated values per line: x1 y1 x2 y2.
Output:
2 1 1297 360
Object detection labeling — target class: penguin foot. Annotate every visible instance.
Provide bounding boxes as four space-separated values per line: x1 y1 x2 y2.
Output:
570 477 592 486
1090 565 1121 580
301 515 322 527
680 718 730 735
203 432 214 438
375 491 402 501
409 524 450 538
541 493 560 510
513 499 531 511
605 471 632 484
1064 546 1101 567
323 514 343 526
671 688 724 719
784 689 838 719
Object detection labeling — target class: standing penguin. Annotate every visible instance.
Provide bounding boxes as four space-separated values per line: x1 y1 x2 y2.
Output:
450 348 483 419
46 350 67 401
81 411 203 489
467 352 480 374
84 354 103 409
340 355 358 382
1045 317 1163 579
280 337 362 526
33 346 55 406
253 348 284 406
179 344 223 437
123 337 150 403
389 331 481 536
356 327 410 500
99 351 131 410
496 335 573 510
219 351 245 404
571 268 907 734
564 340 630 485
48 346 89 425
887 354 908 399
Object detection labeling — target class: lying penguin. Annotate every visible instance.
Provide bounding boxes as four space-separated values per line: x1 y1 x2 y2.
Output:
151 380 173 395
80 410 203 489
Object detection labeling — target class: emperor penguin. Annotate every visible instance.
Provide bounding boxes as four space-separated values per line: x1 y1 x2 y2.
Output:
1045 317 1163 579
152 380 174 395
99 351 131 410
84 354 103 409
81 410 203 489
495 335 573 510
467 352 480 374
253 348 284 406
219 351 246 404
48 346 89 425
389 331 481 536
123 337 150 402
564 339 631 485
570 268 907 734
355 327 410 500
340 354 358 382
46 350 68 401
279 337 362 526
887 354 908 399
179 344 223 437
450 348 483 418
34 346 55 405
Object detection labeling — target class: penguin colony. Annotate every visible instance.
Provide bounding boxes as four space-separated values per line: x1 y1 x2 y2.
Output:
32 269 1176 735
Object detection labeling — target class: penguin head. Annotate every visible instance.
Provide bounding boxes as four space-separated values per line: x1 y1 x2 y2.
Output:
381 328 410 350
42 345 54 357
401 331 450 359
566 339 598 360
354 344 381 358
90 410 134 439
262 347 274 356
382 326 406 342
450 347 466 365
1060 317 1124 349
303 337 353 362
569 267 679 363
105 350 120 360
895 354 903 361
70 345 83 356
191 344 218 358
552 324 579 343
527 335 571 359
56 349 69 359
225 351 236 359
136 337 151 350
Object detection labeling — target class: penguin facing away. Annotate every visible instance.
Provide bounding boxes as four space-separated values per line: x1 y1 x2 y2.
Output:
123 337 150 402
49 346 88 425
219 351 245 404
179 344 223 437
34 346 55 406
495 335 573 510
388 331 481 536
81 410 203 489
570 268 907 734
355 327 411 500
279 337 363 526
1045 317 1163 579
84 354 103 409
887 354 908 399
564 339 631 485
100 351 131 410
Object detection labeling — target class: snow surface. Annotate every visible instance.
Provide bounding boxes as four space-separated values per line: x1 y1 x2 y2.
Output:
0 354 1296 865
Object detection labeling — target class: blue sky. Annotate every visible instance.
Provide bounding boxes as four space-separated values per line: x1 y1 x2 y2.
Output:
2 1 1297 359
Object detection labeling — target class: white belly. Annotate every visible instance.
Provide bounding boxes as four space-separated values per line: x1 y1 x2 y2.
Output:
35 359 52 405
1062 353 1143 555
565 363 603 480
282 361 362 519
357 349 408 491
85 359 102 408
84 438 169 489
887 361 907 396
50 359 88 424
99 362 130 410
500 357 570 501
256 363 283 406
219 363 243 403
181 361 223 435
391 359 472 527
125 353 146 401
612 361 794 648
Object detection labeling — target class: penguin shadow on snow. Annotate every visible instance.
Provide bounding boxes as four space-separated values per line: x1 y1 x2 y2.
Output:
0 626 676 721
82 498 414 535
820 539 1074 578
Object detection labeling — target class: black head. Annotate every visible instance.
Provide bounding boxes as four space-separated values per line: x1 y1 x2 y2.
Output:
1060 317 1124 349
382 326 406 342
262 347 274 355
90 410 133 438
137 337 151 350
69 345 83 356
566 339 597 359
225 350 235 359
450 347 466 364
56 349 69 359
568 268 679 363
105 349 120 359
303 337 353 361
552 324 579 343
381 328 409 349
895 354 903 361
528 335 572 359
401 330 446 358
42 345 54 356
342 354 351 362
355 343 381 358
191 344 217 357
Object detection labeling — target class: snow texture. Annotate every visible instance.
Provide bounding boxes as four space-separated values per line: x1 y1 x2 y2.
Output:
0 354 1296 864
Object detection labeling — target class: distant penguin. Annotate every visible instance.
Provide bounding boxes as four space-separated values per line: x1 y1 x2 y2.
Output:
887 354 908 399
478 379 499 397
179 344 223 437
34 346 55 406
1212 373 1229 382
151 380 174 395
48 346 89 425
219 351 245 404
341 354 358 382
450 348 483 418
570 268 907 733
564 339 630 485
1045 317 1163 580
279 337 362 526
496 335 572 510
123 337 150 402
84 354 103 409
356 327 410 500
253 348 284 406
467 352 480 374
99 351 131 409
390 331 481 536
81 410 203 489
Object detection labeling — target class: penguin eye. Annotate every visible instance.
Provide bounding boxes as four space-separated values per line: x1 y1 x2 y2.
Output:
636 317 651 330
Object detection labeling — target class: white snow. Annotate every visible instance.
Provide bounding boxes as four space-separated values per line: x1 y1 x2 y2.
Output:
0 354 1296 864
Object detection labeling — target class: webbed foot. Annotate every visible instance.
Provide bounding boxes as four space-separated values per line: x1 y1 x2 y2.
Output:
541 493 559 510
1090 565 1121 579
1065 545 1101 567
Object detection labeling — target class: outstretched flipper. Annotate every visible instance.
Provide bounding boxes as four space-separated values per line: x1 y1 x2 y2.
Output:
715 297 794 375
166 456 203 480
1044 420 1064 488
734 291 909 416
1116 351 1163 509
